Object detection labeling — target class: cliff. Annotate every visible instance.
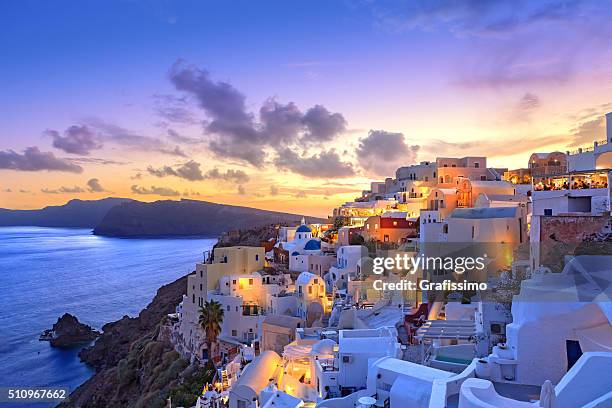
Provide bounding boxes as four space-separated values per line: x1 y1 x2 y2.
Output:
59 276 198 408
93 198 326 237
0 198 132 228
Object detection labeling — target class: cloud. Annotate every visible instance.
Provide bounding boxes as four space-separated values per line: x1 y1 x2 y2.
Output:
456 51 574 89
270 185 279 196
369 0 587 37
152 94 199 125
131 185 180 196
510 92 541 121
259 99 305 145
274 148 355 178
166 129 202 144
169 60 262 165
147 160 204 181
569 116 606 147
366 1 610 90
300 105 347 144
294 190 307 198
356 130 419 177
204 168 250 184
237 185 246 195
86 178 108 193
41 186 86 194
2 188 11 192
518 92 540 111
0 147 83 173
421 134 563 158
68 157 129 165
84 118 187 157
46 125 102 155
169 60 348 167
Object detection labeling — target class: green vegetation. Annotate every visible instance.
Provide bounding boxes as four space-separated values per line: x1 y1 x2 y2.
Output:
199 299 225 363
168 362 216 407
110 321 215 408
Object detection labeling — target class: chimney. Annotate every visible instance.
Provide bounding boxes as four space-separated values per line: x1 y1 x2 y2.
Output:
607 112 612 143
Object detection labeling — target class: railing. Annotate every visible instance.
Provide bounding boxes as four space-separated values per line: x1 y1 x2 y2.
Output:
568 139 608 155
531 165 567 178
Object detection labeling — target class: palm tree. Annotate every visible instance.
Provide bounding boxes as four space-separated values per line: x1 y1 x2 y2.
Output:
198 299 224 364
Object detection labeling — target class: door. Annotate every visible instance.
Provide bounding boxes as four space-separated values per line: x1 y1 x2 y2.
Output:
566 340 583 371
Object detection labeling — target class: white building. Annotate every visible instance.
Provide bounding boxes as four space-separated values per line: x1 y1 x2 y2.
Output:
327 245 365 290
314 327 402 399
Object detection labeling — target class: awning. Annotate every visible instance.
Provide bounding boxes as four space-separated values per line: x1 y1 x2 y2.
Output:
416 320 477 340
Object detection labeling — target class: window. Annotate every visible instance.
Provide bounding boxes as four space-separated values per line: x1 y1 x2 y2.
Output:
232 330 237 337
226 305 230 311
200 284 202 291
471 226 475 239
248 278 253 285
481 175 487 181
232 279 237 284
544 209 553 216
192 294 195 303
255 254 259 261
393 221 398 226
474 162 480 168
308 286 312 294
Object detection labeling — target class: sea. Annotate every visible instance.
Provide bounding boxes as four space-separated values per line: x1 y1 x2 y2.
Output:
0 227 216 407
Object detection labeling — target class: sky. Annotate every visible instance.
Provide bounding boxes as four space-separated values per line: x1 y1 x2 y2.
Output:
1 0 612 217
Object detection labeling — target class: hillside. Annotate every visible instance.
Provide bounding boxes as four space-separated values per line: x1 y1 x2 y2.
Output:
93 199 326 237
0 198 133 228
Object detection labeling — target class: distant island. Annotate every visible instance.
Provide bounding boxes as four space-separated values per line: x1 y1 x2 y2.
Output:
0 197 133 228
0 198 326 237
93 199 326 237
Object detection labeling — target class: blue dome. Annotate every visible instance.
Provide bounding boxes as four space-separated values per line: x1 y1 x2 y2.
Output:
296 224 312 233
304 239 321 250
291 251 300 256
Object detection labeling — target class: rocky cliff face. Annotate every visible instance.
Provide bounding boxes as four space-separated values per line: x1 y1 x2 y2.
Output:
59 276 189 407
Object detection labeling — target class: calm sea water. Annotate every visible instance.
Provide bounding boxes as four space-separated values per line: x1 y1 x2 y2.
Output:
0 227 215 407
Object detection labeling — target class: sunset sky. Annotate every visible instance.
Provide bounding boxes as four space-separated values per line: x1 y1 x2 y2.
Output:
1 0 612 217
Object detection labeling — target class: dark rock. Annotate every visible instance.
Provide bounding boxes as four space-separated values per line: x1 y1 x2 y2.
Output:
43 314 100 348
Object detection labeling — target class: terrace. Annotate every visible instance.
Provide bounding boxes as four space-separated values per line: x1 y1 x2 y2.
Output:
533 170 609 191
